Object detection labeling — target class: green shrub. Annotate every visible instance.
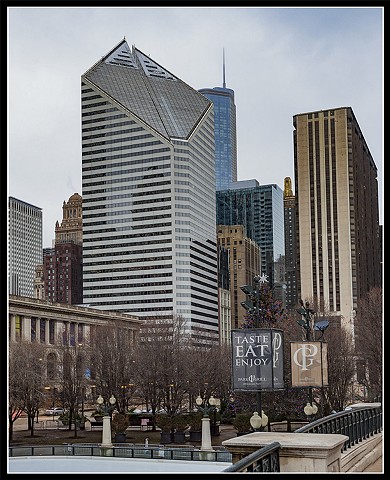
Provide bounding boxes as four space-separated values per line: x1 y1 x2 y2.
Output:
172 414 189 432
90 410 104 419
156 414 173 433
232 413 252 433
221 411 234 424
188 412 203 431
111 413 130 434
58 411 87 425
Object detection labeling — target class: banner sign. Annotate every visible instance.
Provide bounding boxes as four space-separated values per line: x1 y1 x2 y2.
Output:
231 328 284 391
290 341 328 387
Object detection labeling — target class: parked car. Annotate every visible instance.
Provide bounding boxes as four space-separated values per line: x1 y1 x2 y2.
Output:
45 407 64 416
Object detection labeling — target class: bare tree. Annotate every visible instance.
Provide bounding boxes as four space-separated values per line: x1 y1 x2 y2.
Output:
57 341 89 437
354 286 383 401
184 341 232 408
9 344 27 441
9 341 46 437
89 320 135 413
212 342 234 403
132 315 193 431
132 323 165 422
260 300 355 420
260 308 313 422
320 323 356 413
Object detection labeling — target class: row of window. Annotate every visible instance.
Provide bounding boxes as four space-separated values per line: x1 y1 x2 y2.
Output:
82 139 164 157
82 167 171 182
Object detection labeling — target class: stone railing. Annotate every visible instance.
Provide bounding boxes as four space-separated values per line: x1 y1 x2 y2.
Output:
222 431 347 472
222 403 382 473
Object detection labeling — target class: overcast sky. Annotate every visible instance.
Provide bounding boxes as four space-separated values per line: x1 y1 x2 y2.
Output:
7 5 383 248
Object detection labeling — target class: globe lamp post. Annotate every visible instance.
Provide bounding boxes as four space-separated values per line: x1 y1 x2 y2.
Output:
97 394 116 453
304 402 318 419
195 395 219 458
250 410 269 432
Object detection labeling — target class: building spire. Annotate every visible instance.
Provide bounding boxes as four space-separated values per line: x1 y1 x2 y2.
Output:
222 48 226 88
284 177 294 197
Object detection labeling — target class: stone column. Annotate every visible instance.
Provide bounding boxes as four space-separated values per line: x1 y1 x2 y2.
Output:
199 416 215 461
84 324 90 346
100 415 113 456
35 317 40 343
45 319 50 345
10 315 16 343
22 316 31 341
77 323 84 345
53 320 61 345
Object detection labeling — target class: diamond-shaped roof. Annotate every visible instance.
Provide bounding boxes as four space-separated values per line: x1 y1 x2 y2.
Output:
82 39 211 140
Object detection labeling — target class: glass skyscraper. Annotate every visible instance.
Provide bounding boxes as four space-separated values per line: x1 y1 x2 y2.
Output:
81 39 219 343
216 180 285 289
199 51 237 191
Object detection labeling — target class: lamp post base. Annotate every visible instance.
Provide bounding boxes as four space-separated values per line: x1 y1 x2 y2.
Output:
200 417 214 452
100 415 113 454
199 450 216 461
100 445 113 456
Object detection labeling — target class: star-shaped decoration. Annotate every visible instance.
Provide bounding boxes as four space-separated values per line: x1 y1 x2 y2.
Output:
258 273 269 284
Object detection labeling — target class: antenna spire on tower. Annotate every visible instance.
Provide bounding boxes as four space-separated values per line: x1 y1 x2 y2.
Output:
223 48 226 88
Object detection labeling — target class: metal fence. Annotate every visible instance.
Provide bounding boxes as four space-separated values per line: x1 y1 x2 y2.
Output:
9 404 382 472
294 404 382 452
222 442 281 472
9 443 232 463
222 404 382 473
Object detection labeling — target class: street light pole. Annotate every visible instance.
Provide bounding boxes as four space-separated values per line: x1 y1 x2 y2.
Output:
254 278 263 426
297 300 318 421
240 274 269 431
297 299 315 341
211 398 221 436
304 401 318 419
195 395 219 459
97 394 116 455
250 410 269 432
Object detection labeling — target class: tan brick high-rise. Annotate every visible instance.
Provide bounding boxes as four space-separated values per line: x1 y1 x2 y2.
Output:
217 225 261 330
293 107 381 337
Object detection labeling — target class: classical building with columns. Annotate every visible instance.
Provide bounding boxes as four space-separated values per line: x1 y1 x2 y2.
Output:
9 295 141 345
9 295 142 403
9 295 141 374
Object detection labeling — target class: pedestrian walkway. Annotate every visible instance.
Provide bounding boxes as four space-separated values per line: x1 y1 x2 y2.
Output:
8 455 231 473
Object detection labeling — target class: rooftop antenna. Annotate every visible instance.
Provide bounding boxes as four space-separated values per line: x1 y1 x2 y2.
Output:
222 48 226 88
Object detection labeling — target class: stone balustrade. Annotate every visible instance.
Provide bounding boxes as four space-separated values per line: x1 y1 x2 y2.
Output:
222 432 349 472
222 428 382 473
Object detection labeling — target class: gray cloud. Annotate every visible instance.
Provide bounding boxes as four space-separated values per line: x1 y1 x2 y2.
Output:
7 6 383 247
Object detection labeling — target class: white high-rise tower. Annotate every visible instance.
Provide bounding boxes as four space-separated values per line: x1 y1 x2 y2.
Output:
8 197 43 297
81 39 218 343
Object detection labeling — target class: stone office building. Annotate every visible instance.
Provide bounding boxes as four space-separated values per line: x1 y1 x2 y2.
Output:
9 295 141 382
